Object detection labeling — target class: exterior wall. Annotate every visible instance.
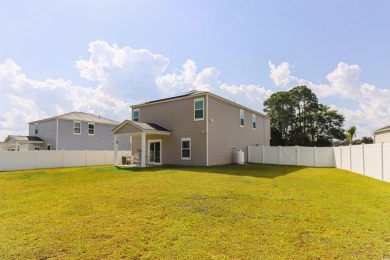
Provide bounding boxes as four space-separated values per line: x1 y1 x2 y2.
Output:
132 96 207 166
29 120 57 150
374 131 390 143
208 95 270 165
57 120 130 150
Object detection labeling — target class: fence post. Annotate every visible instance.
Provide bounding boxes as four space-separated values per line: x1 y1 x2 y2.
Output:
339 146 342 169
262 145 265 164
278 146 281 165
34 150 37 169
381 142 384 181
85 150 87 166
248 146 251 163
349 144 352 171
314 146 317 167
296 145 299 166
362 143 365 176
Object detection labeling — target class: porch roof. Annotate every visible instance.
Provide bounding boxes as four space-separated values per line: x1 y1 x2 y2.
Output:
112 120 172 136
4 135 44 144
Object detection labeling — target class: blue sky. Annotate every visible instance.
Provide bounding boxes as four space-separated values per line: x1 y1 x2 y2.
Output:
1 0 390 140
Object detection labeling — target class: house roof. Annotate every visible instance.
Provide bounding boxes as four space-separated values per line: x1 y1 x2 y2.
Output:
4 135 44 143
111 120 172 135
29 111 120 125
131 90 269 118
373 125 390 134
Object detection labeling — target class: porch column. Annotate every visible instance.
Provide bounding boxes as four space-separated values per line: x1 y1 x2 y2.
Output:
114 135 118 166
141 131 146 167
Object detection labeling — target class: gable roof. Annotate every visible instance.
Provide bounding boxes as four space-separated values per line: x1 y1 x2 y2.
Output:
29 111 120 125
112 120 172 135
4 135 44 143
131 90 269 118
374 125 390 134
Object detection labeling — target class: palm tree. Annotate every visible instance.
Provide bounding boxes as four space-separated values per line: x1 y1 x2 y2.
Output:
345 126 357 145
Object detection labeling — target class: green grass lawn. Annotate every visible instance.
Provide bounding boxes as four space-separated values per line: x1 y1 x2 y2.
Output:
0 164 389 259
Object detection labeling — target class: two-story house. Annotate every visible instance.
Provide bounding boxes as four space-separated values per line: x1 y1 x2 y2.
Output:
28 111 131 151
112 91 270 166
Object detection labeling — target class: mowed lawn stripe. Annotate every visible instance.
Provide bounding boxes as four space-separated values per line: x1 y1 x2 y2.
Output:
0 164 389 259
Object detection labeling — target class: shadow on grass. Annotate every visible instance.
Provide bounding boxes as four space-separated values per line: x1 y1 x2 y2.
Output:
115 163 308 179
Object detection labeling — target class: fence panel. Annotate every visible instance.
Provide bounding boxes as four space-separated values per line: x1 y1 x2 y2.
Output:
248 146 263 163
299 147 316 166
383 143 390 182
280 147 296 165
333 147 341 168
351 145 364 175
316 147 335 167
35 151 63 169
264 146 278 164
363 144 382 181
341 146 351 171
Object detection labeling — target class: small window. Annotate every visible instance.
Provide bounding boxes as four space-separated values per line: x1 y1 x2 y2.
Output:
252 114 256 129
181 138 191 160
133 109 140 122
88 123 95 135
34 147 40 151
74 121 81 134
240 109 244 127
194 98 204 121
34 123 38 134
47 144 51 150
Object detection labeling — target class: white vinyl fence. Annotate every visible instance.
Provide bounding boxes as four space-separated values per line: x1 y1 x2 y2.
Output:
248 145 335 167
249 144 390 182
333 143 390 182
0 150 131 171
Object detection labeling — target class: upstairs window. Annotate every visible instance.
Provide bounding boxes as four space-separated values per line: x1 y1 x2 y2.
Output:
88 123 95 135
133 109 140 122
194 98 204 121
74 121 81 134
181 138 191 160
252 114 256 129
34 123 38 134
240 109 244 127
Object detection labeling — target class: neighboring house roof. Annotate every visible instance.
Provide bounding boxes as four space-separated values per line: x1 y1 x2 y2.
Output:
334 139 351 147
29 111 120 125
373 125 390 134
112 120 172 135
131 90 269 118
4 135 44 144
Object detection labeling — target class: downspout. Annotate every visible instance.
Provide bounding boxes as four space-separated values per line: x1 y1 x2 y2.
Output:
56 118 59 150
206 94 209 166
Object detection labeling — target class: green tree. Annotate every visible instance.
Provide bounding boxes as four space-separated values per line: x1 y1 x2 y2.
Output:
264 86 345 146
345 126 357 145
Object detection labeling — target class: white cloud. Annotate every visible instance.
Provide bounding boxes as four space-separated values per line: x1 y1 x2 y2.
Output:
269 61 390 137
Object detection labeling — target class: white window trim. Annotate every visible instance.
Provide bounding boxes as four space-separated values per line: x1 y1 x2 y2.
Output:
252 114 256 130
194 98 204 121
240 109 244 127
73 121 81 135
181 138 191 160
88 122 95 135
133 109 140 122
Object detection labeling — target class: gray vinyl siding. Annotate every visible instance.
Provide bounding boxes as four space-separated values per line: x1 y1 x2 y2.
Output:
132 96 207 166
57 120 129 150
29 120 57 150
375 131 390 143
208 95 270 165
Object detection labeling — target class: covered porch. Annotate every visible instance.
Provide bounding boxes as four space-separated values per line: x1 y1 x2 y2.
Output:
3 135 44 151
112 120 171 167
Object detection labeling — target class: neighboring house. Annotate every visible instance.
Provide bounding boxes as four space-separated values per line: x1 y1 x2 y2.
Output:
2 135 43 151
28 111 131 151
112 90 270 167
373 125 390 143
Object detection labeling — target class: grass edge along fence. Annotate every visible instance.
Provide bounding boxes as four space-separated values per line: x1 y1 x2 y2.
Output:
248 144 390 182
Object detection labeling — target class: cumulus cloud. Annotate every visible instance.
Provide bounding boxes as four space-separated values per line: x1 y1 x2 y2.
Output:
269 61 390 137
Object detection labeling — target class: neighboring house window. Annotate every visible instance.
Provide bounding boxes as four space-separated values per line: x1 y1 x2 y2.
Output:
88 123 95 135
74 121 81 134
181 138 191 160
252 114 256 129
133 109 140 122
194 98 204 121
34 147 40 151
34 123 38 134
47 144 51 150
240 109 244 127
